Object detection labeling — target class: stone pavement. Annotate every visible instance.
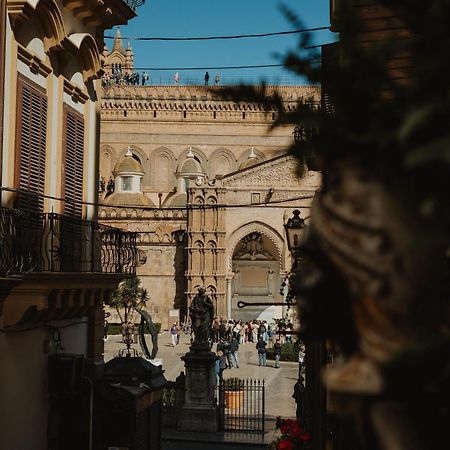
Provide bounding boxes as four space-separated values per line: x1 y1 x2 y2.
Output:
104 331 299 420
104 332 298 449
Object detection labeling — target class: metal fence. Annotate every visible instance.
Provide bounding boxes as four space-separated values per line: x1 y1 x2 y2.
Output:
161 377 265 433
217 378 265 433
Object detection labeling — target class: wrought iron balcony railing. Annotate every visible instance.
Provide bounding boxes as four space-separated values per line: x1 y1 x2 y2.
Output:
0 207 140 277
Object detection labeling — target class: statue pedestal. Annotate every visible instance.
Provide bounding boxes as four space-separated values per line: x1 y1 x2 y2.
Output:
178 343 218 432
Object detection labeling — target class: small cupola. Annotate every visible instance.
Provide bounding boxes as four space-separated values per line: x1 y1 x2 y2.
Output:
103 147 155 207
113 146 144 193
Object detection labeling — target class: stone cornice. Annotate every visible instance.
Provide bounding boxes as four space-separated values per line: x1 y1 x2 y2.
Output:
101 84 321 113
63 0 136 27
17 44 52 77
63 79 89 103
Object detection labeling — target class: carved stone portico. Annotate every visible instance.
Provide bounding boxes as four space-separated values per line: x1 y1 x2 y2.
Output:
186 154 320 319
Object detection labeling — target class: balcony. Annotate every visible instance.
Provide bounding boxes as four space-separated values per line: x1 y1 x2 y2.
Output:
0 207 140 277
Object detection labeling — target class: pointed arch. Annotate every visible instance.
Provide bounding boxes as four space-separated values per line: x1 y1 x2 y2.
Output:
149 147 176 191
208 148 237 178
226 222 285 272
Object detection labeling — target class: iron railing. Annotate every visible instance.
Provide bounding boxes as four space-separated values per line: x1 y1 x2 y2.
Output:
0 207 140 276
161 377 265 432
216 378 265 433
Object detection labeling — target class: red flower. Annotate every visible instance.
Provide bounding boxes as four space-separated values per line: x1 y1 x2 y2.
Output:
299 431 311 441
289 421 303 437
277 439 294 450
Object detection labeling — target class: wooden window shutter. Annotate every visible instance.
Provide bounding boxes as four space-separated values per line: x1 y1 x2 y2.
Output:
15 75 47 213
63 104 85 217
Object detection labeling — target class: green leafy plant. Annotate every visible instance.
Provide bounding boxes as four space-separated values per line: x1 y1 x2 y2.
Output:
223 377 244 391
110 276 149 326
267 342 299 362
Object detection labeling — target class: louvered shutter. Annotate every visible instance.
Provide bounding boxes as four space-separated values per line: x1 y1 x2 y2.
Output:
15 75 47 213
63 105 84 218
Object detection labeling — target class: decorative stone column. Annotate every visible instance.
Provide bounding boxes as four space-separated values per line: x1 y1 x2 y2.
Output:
226 274 233 319
178 342 218 432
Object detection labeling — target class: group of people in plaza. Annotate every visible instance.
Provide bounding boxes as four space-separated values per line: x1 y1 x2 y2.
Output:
210 317 294 345
209 316 297 384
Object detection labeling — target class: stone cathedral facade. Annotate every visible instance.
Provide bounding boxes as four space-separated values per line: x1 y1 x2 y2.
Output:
99 33 321 328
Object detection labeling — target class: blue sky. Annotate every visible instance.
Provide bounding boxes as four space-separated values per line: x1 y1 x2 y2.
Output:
106 0 336 85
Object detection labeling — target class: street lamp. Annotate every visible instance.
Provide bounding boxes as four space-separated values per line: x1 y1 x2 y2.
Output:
284 209 305 259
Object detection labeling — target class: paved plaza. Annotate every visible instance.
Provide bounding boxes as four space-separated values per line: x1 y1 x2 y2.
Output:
104 331 299 420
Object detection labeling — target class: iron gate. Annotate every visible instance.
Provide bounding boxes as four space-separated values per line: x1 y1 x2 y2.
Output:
216 378 265 432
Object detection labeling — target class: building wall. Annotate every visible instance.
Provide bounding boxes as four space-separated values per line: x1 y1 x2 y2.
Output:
99 84 321 328
0 1 136 449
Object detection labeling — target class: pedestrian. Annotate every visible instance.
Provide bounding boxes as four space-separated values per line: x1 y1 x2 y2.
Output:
176 322 181 344
293 375 306 423
170 322 178 347
256 336 267 366
215 73 220 85
229 336 239 368
274 338 282 368
239 322 245 344
174 71 179 84
219 319 226 341
106 176 115 196
142 71 148 85
252 321 259 344
204 71 210 85
212 316 220 342
217 350 228 382
298 343 306 376
286 319 293 343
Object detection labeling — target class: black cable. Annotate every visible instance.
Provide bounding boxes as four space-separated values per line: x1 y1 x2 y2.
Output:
0 186 317 211
104 26 330 42
132 64 285 71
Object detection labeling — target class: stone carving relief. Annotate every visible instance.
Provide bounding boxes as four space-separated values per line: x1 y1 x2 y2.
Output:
222 155 321 190
233 232 275 261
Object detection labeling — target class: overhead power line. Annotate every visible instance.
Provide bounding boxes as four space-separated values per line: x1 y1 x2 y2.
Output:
104 26 329 42
1 187 316 211
133 64 284 71
132 61 321 71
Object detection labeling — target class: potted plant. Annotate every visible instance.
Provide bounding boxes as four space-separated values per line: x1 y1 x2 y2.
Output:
223 377 244 410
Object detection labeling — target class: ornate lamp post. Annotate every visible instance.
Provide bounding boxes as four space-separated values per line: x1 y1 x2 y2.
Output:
284 209 326 450
284 209 305 259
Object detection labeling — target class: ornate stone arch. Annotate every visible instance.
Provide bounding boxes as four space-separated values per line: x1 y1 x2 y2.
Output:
225 222 285 272
65 33 101 82
9 0 66 52
208 148 237 178
148 147 176 191
100 145 117 178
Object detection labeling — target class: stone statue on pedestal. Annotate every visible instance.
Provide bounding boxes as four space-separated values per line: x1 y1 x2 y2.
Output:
189 286 214 346
179 286 218 432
